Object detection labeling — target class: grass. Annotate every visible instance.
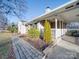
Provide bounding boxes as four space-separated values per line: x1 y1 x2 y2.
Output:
0 32 12 59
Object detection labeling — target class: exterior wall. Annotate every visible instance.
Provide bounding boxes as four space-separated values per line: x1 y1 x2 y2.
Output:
37 22 44 32
36 22 44 39
26 25 31 31
18 21 26 35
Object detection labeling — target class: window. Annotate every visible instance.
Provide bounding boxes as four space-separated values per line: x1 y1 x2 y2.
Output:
76 2 79 5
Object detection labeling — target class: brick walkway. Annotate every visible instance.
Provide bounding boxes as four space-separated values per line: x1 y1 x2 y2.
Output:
7 44 16 59
12 36 43 59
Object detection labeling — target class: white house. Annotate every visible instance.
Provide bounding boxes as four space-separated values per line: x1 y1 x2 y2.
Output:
18 0 79 43
29 0 79 43
18 21 27 35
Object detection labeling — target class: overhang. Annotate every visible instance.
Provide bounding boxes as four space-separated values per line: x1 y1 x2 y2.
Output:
30 0 79 24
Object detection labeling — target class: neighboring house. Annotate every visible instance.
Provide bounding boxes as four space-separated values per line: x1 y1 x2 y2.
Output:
18 20 31 35
0 12 8 31
67 22 79 29
28 0 79 43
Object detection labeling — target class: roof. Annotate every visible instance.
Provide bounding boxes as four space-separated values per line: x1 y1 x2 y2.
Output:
29 0 79 24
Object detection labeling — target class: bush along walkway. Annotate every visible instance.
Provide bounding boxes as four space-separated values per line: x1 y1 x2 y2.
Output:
11 36 44 59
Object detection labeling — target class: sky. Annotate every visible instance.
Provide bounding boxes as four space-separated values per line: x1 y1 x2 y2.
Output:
8 0 70 23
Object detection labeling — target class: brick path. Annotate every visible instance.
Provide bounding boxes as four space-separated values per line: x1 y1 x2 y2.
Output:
7 44 16 59
12 36 43 59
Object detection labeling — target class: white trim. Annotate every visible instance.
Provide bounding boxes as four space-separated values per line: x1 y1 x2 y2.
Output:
55 18 57 39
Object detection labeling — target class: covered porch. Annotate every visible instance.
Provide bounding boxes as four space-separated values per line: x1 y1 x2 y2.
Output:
30 0 79 42
36 19 67 40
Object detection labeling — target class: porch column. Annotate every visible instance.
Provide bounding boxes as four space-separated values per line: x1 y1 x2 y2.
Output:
37 22 41 31
55 18 57 39
59 21 62 37
60 21 62 36
59 21 62 29
61 21 63 35
37 22 44 32
61 21 63 29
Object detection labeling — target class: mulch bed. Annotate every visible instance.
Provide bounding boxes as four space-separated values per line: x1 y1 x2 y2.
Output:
26 38 46 51
19 35 51 51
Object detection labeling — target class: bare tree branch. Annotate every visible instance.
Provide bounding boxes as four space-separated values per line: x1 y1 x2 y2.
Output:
0 0 27 19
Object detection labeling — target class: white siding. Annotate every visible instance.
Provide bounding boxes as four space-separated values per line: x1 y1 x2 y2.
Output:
37 22 44 32
18 21 26 34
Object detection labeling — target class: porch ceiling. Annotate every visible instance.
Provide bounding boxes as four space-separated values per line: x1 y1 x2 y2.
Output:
60 7 79 22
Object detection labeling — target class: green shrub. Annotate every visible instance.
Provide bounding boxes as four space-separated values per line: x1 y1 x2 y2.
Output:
44 20 52 45
28 28 40 38
7 24 18 33
66 30 77 36
66 30 79 37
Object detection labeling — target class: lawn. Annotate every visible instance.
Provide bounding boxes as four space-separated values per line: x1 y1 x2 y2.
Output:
0 32 13 59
